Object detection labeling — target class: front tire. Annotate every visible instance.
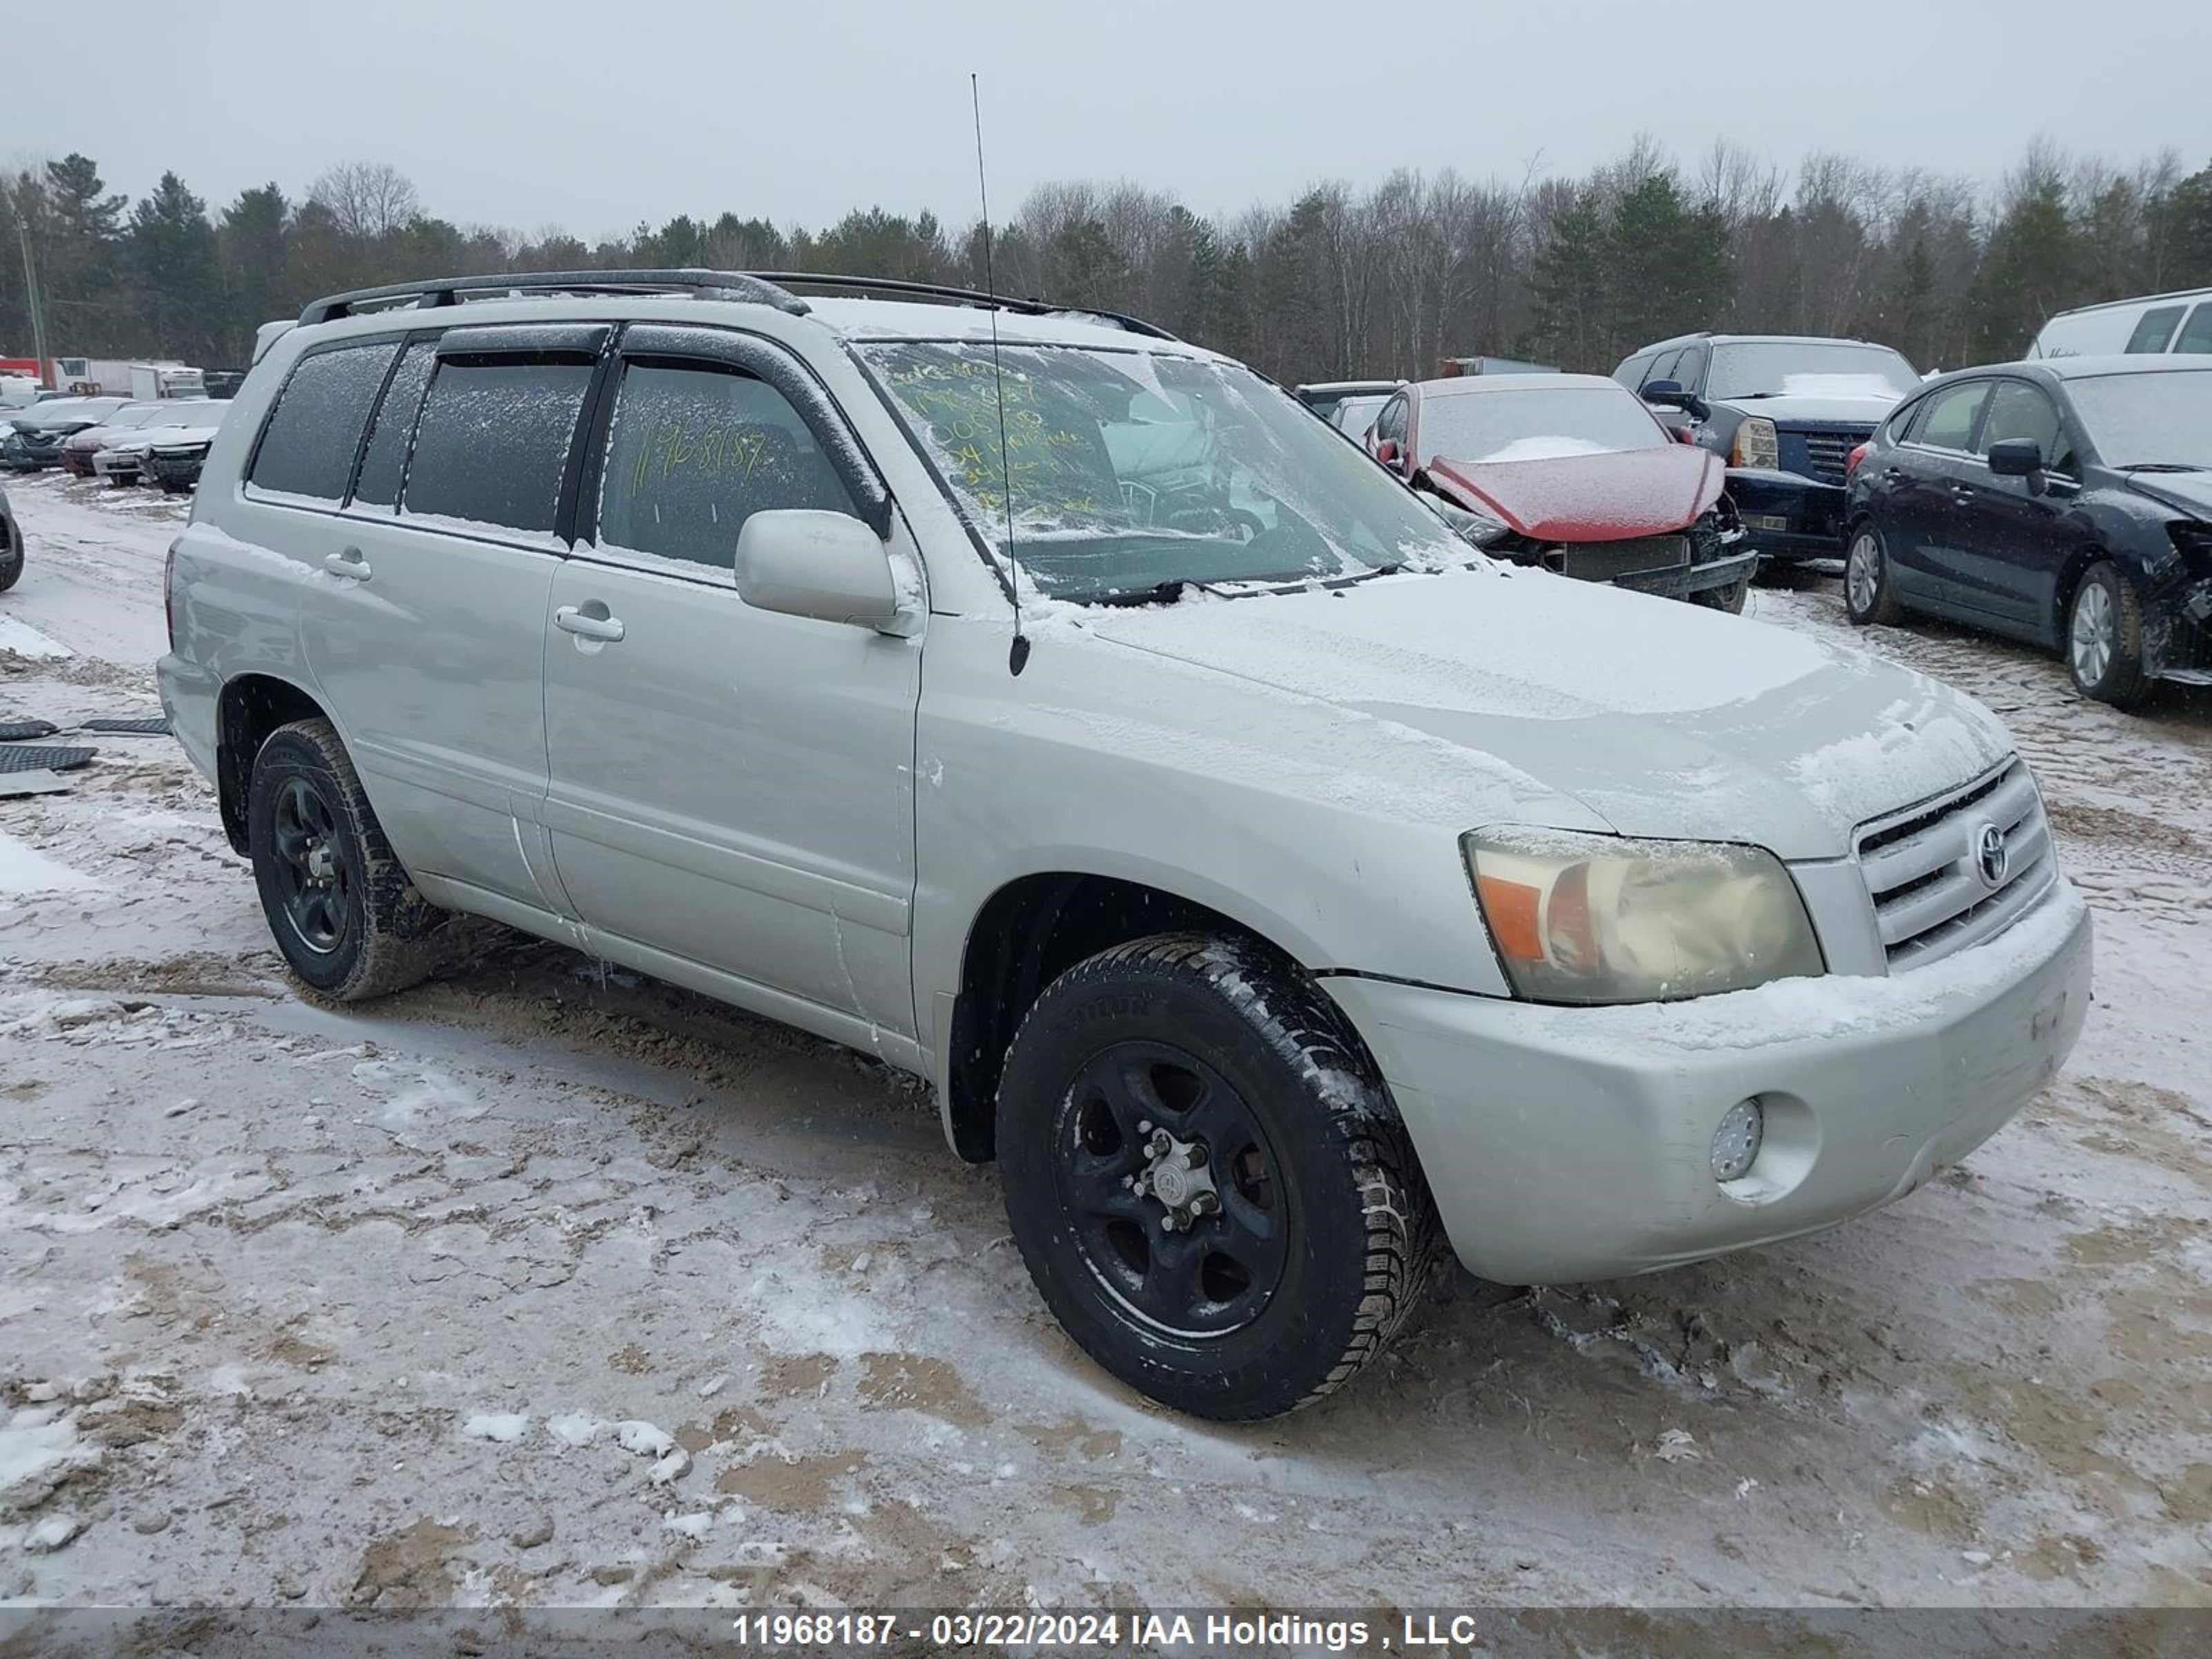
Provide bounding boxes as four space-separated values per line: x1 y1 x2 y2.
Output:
1689 575 1749 614
247 718 450 1000
2067 561 2150 709
0 527 21 593
1844 522 1902 625
996 934 1438 1419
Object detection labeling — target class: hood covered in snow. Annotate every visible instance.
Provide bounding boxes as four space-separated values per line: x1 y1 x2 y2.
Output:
1715 391 1901 427
1427 445 1725 541
1082 567 2013 860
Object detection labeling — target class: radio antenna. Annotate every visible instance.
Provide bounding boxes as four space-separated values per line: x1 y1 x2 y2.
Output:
971 73 1029 675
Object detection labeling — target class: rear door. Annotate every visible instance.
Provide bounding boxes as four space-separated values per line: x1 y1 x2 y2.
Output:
294 323 602 909
541 324 923 1040
1946 378 2088 636
2175 302 2212 355
1883 377 1993 610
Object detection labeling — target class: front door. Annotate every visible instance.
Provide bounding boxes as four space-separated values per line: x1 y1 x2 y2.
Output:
1948 378 2088 637
541 334 923 1039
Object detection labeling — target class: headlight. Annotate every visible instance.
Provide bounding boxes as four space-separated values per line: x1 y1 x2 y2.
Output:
1463 828 1824 1004
1425 493 1515 547
1731 417 1779 471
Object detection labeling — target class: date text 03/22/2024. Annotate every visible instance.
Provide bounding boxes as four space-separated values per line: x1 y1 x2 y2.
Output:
724 1611 1489 1650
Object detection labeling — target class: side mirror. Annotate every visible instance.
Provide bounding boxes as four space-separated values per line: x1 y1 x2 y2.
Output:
733 509 899 630
1987 438 2043 478
1373 438 1398 465
1642 379 1694 410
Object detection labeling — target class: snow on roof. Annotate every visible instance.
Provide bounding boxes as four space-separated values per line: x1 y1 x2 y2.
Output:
1418 373 1620 397
804 296 1210 356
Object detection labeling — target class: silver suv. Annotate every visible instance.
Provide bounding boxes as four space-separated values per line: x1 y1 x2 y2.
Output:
160 270 2092 1420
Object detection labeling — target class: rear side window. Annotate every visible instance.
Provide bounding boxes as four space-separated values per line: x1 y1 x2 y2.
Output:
350 339 438 509
2176 303 2212 355
402 357 595 535
2124 306 2186 354
1910 380 1989 450
595 364 859 572
249 341 400 500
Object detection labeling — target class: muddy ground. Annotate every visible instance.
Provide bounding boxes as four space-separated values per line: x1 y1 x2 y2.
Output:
1 473 2207 1613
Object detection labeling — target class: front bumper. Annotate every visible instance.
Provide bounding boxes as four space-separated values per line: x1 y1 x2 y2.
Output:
1726 467 1849 559
1616 546 1759 601
1327 883 2091 1285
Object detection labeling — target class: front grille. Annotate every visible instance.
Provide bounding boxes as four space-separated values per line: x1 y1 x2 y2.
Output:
1855 760 2054 971
1542 534 1689 583
1783 427 1869 486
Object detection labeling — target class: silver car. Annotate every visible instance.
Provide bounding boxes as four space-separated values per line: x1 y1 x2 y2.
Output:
159 270 2092 1420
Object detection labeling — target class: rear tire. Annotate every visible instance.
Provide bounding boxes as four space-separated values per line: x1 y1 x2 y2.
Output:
1844 522 1902 625
996 933 1439 1419
247 718 451 1001
2067 561 2150 709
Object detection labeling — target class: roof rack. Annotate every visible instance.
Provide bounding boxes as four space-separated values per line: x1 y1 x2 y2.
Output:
296 266 1181 343
297 269 810 326
741 272 1180 341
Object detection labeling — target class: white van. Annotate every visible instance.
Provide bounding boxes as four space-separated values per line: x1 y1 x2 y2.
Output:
2030 287 2212 359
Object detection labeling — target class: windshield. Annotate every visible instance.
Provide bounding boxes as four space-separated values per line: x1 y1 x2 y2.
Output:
1707 342 1919 402
860 341 1463 600
1331 395 1387 435
2069 370 2212 469
107 403 172 429
1418 385 1667 461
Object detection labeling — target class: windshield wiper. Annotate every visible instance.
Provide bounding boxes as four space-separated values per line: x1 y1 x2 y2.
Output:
2119 462 2204 474
1088 579 1214 608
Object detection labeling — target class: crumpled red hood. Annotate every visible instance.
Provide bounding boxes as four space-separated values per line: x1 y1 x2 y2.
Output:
1427 445 1725 541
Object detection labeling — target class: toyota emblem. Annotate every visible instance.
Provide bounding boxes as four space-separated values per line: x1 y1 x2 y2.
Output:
1974 822 2009 888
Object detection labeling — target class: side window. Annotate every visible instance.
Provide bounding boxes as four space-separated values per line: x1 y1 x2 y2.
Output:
1642 349 1683 388
1671 346 1707 391
1612 353 1651 390
2123 306 2186 354
249 340 400 500
1374 394 1408 445
594 362 859 572
402 355 596 536
2175 303 2212 355
1909 380 1990 451
350 339 438 509
1978 382 2077 476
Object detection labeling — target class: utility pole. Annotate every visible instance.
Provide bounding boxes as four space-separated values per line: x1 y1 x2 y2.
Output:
14 191 52 388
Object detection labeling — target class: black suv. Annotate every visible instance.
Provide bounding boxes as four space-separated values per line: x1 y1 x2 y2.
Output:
1613 334 1921 561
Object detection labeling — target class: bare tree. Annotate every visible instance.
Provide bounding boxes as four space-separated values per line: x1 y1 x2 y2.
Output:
308 161 420 243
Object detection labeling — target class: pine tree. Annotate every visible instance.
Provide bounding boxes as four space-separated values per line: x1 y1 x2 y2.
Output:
218 185 290 363
128 173 218 361
1525 190 1608 370
1969 175 2081 360
39 153 128 351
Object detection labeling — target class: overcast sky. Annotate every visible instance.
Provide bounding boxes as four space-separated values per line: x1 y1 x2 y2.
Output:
15 0 2210 237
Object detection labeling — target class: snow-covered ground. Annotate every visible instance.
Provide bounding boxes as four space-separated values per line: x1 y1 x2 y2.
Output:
1 472 2208 1611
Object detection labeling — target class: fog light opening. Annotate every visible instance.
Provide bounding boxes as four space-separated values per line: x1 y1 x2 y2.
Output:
1711 1098 1765 1183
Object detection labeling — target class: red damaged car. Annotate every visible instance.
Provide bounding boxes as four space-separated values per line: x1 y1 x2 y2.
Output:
1365 373 1759 610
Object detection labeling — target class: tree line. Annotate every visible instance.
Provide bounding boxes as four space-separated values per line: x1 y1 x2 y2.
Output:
5 141 2210 386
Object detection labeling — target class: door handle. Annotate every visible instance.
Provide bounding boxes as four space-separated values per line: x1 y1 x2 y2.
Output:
322 547 371 581
554 604 625 643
